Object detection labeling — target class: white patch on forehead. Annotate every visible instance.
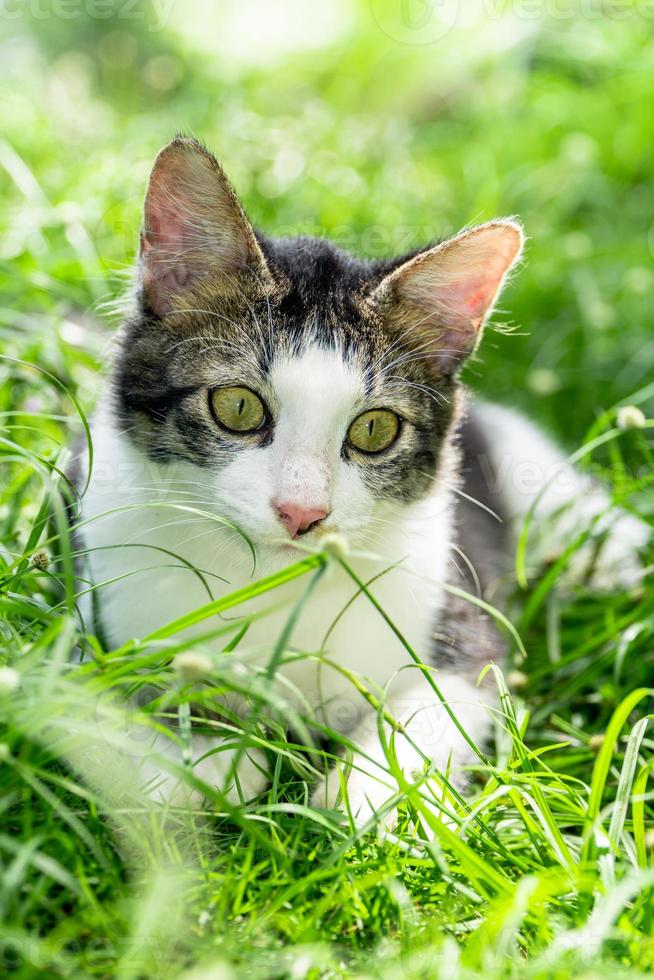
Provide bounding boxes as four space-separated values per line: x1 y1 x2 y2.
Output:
270 344 362 439
269 344 363 509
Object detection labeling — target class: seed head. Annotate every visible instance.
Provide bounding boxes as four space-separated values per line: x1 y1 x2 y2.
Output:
589 733 605 753
172 651 212 681
30 549 50 571
617 405 646 430
322 533 349 561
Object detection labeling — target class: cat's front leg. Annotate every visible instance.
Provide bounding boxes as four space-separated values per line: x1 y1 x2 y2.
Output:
136 730 269 808
312 672 493 830
476 402 651 591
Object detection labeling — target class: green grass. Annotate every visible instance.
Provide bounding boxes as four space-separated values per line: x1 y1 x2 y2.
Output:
2 4 654 977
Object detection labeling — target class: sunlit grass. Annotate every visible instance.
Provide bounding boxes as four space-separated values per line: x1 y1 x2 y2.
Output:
2 4 654 977
1 372 653 976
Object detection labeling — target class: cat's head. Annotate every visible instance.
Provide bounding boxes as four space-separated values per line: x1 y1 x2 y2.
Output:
113 137 523 553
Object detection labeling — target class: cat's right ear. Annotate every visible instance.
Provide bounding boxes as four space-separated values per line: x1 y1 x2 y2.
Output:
372 220 524 376
139 137 270 316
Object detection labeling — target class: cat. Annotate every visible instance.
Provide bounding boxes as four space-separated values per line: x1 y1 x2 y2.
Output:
74 136 649 825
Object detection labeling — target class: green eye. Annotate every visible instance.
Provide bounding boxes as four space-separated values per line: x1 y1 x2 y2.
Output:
347 409 400 454
210 386 266 433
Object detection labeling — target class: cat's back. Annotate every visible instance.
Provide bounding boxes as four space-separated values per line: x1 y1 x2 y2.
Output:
454 403 512 595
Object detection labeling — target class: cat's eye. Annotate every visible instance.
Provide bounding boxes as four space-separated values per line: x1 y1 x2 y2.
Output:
210 386 266 433
347 409 400 454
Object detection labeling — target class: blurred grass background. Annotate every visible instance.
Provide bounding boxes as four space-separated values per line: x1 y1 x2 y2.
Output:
2 0 654 440
2 3 654 977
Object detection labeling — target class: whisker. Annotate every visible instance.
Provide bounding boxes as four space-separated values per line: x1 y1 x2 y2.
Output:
384 377 448 406
449 543 482 597
451 486 502 523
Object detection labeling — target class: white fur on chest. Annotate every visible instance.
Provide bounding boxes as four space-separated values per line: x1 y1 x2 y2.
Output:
80 412 452 730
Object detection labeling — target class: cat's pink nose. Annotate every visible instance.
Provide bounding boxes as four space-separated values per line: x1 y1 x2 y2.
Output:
273 501 329 538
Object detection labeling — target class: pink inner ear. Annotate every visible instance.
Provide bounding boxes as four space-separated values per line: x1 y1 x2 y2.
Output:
146 204 191 288
147 202 182 249
411 228 521 329
464 283 492 317
144 173 190 257
141 210 190 311
141 163 207 312
404 271 500 333
139 141 259 315
385 221 523 373
442 279 496 323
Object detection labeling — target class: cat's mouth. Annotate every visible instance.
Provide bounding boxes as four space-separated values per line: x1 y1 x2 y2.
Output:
267 521 342 555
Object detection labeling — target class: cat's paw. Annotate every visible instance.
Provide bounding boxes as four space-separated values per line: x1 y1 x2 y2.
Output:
312 765 459 839
141 735 269 808
591 512 650 590
562 511 651 592
192 744 269 805
311 764 400 832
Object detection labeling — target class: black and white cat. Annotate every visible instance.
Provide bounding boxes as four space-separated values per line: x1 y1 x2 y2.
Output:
76 137 648 822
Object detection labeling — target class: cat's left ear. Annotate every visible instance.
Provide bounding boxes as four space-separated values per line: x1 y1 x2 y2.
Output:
374 220 524 375
139 137 271 316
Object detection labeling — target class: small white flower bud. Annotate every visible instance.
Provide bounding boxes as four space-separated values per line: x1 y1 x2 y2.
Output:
322 533 349 560
527 368 559 396
507 669 528 691
172 651 212 681
0 667 20 695
617 405 646 430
